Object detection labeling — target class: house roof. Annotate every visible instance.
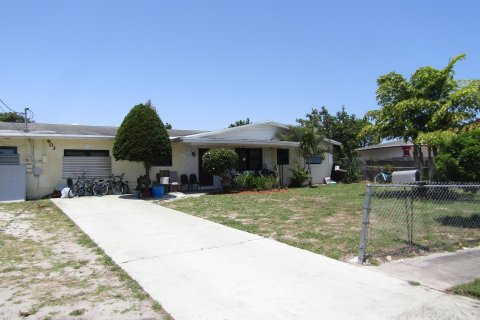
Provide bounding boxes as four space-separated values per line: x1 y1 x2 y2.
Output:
0 122 206 139
0 121 342 147
356 140 413 151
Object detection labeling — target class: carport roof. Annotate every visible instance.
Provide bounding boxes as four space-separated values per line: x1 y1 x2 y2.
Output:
0 122 206 139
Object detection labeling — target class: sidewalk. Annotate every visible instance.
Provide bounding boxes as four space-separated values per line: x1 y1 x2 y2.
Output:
371 248 480 291
53 196 480 320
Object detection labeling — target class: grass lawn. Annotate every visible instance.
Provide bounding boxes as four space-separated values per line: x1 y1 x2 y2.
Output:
163 183 366 260
450 278 480 299
0 200 170 319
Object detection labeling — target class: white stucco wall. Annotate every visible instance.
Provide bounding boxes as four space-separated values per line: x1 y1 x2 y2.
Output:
2 137 144 199
310 152 334 185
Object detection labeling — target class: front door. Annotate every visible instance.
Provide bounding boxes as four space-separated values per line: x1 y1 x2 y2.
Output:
198 148 214 186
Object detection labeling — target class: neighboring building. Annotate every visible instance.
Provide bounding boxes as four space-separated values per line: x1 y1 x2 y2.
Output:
356 140 430 162
356 140 430 180
0 121 341 200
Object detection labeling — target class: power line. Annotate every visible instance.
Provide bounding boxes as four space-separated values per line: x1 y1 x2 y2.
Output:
0 98 20 114
0 98 34 133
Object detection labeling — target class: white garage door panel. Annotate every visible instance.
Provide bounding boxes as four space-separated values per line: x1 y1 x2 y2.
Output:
62 156 112 179
0 165 26 202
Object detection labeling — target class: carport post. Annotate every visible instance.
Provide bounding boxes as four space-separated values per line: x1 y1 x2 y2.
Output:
358 184 372 264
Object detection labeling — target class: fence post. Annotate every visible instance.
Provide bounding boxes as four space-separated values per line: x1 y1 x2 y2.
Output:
358 183 372 264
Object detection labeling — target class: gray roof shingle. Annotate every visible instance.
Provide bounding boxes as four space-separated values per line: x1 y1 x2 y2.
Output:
0 122 206 138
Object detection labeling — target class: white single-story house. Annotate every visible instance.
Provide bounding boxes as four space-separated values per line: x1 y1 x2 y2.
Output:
0 121 341 201
356 140 430 161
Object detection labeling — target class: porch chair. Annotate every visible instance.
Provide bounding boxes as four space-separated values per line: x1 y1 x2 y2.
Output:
180 174 189 192
169 171 180 192
189 173 199 191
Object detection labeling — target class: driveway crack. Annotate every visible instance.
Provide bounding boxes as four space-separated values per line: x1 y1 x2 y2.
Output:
121 237 264 264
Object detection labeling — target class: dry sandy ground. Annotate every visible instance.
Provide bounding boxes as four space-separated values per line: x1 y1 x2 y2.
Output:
0 200 171 320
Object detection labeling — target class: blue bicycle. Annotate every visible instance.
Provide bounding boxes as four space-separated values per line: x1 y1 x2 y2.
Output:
374 171 392 183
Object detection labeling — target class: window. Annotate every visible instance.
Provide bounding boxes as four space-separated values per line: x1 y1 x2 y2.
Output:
64 149 109 157
150 153 172 167
277 149 289 165
306 156 323 164
402 146 411 158
235 148 262 171
0 147 19 165
0 146 17 154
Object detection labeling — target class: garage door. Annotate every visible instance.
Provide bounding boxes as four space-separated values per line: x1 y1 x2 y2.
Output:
0 147 25 202
62 149 112 179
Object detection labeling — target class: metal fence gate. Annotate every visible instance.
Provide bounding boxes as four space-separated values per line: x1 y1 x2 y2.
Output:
358 183 480 263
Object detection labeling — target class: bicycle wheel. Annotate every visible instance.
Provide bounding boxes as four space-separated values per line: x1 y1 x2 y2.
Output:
121 182 129 194
374 173 386 184
93 183 108 196
68 188 75 198
111 182 124 195
77 187 86 197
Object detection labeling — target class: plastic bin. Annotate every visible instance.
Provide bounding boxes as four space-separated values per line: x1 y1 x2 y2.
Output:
151 185 165 198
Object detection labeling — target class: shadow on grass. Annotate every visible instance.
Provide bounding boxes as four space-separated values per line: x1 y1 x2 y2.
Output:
436 214 480 229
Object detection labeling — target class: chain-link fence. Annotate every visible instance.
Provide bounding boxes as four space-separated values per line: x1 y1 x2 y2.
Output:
358 183 480 263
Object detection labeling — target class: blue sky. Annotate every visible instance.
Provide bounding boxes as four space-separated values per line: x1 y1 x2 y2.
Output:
1 0 479 130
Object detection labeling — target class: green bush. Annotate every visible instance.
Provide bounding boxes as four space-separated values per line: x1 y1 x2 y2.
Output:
289 163 310 187
202 149 239 190
251 175 276 191
434 129 480 182
233 172 252 190
233 172 276 191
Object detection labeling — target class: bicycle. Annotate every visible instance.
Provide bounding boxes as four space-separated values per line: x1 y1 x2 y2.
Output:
374 171 392 183
114 173 130 194
68 172 88 198
68 173 105 197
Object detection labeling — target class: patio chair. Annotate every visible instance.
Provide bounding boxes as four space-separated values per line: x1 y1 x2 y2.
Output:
189 173 199 191
180 174 189 192
156 170 170 183
169 171 180 192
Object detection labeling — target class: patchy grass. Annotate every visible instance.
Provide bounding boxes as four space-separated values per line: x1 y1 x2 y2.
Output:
163 183 366 260
0 200 172 319
450 278 480 299
163 183 480 261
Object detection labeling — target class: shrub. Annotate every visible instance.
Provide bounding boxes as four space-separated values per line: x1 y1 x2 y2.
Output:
233 172 253 190
202 149 239 190
251 175 276 191
434 128 480 182
289 163 310 187
233 172 276 191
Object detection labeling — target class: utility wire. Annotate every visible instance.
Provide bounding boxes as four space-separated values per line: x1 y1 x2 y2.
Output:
0 97 21 114
0 97 32 133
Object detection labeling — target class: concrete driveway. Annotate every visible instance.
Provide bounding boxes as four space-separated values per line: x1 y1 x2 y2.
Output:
53 196 480 320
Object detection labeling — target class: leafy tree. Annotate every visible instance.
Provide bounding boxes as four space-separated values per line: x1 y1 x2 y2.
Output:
297 106 372 159
0 112 29 123
201 148 239 191
228 118 251 128
361 54 480 178
165 122 172 129
113 101 171 185
434 128 480 182
281 126 326 186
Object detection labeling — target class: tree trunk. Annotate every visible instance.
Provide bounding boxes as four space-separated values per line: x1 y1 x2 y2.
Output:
428 146 439 181
412 144 424 176
144 162 151 187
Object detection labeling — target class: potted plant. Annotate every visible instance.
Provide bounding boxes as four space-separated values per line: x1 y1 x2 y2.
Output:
133 175 150 198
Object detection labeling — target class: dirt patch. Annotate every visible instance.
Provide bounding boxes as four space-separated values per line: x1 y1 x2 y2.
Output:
0 200 170 320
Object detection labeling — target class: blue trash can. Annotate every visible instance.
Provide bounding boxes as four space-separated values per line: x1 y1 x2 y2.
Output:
151 185 165 198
